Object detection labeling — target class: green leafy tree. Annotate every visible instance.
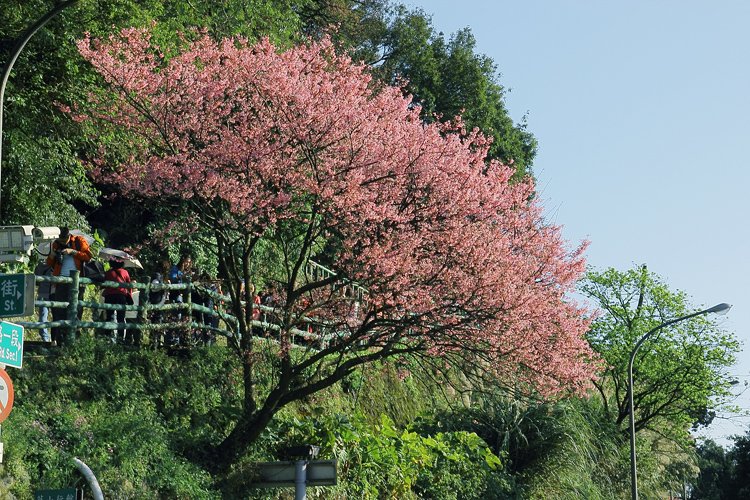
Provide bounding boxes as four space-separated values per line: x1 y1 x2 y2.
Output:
727 428 750 498
1 1 98 227
580 266 740 444
691 439 734 499
690 430 750 499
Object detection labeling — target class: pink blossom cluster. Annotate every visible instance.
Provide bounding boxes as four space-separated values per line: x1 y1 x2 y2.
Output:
76 28 597 395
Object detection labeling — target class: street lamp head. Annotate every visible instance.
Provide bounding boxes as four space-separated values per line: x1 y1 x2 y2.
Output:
707 303 732 315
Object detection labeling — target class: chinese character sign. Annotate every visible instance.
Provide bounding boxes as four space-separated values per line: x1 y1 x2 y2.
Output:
0 322 23 368
33 489 79 500
0 274 35 318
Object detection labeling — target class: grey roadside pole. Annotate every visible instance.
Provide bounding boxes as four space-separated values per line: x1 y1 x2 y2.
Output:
73 457 104 500
628 302 732 500
0 0 79 215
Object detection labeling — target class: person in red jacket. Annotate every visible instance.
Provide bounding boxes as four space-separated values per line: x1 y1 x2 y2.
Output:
103 260 133 345
46 227 92 346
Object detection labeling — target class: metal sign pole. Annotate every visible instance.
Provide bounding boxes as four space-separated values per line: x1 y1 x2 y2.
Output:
295 460 307 500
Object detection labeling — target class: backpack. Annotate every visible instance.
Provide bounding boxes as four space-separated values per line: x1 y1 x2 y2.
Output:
82 260 106 283
149 273 165 305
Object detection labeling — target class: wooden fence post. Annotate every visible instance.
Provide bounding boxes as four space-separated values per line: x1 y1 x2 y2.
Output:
139 280 150 319
185 278 193 346
66 270 80 344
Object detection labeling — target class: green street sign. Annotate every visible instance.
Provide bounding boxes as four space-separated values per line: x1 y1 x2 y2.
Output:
0 322 23 368
0 274 35 318
34 488 81 500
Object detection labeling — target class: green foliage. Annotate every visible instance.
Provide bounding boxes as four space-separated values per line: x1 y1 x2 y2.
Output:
236 412 513 499
411 391 631 499
581 266 740 441
0 337 521 498
690 430 750 499
518 401 626 499
346 361 446 428
728 428 750 498
1 338 240 497
691 439 732 499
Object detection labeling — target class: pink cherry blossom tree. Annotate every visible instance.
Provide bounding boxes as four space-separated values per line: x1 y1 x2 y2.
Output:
75 28 596 470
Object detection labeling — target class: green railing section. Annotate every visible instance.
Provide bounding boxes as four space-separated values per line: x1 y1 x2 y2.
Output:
306 260 368 301
15 271 326 347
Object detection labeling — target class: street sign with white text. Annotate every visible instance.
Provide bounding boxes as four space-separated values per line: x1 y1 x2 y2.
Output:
34 488 81 500
0 274 35 318
0 322 24 368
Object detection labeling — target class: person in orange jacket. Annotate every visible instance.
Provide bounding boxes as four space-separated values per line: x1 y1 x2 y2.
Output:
46 227 92 345
46 227 92 276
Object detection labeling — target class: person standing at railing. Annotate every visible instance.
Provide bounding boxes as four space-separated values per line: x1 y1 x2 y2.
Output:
260 283 280 332
148 272 166 347
46 227 92 346
193 276 218 345
211 280 223 331
249 283 262 336
168 255 193 345
103 260 133 345
191 274 210 345
168 255 192 299
33 261 53 342
168 259 182 302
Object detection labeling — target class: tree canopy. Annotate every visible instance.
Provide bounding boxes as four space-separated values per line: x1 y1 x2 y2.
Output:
373 8 536 178
0 0 536 230
73 27 593 470
580 266 740 443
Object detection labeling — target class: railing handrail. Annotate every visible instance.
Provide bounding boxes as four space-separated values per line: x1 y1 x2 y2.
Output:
18 273 337 347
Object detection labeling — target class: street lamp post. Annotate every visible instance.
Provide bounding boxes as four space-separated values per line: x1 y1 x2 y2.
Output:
0 0 79 216
628 302 732 500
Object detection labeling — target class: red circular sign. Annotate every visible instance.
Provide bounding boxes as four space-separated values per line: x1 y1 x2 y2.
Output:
0 369 14 423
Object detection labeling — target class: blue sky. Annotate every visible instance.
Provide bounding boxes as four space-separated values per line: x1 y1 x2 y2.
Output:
401 0 750 445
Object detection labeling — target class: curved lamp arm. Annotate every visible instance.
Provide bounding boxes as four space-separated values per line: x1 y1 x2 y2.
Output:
629 303 732 375
73 457 103 500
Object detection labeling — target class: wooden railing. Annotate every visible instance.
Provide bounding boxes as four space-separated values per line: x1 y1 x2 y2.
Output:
15 271 326 348
305 260 368 302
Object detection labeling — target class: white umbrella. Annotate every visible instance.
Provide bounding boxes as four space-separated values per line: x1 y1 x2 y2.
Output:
98 247 144 269
125 257 143 270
